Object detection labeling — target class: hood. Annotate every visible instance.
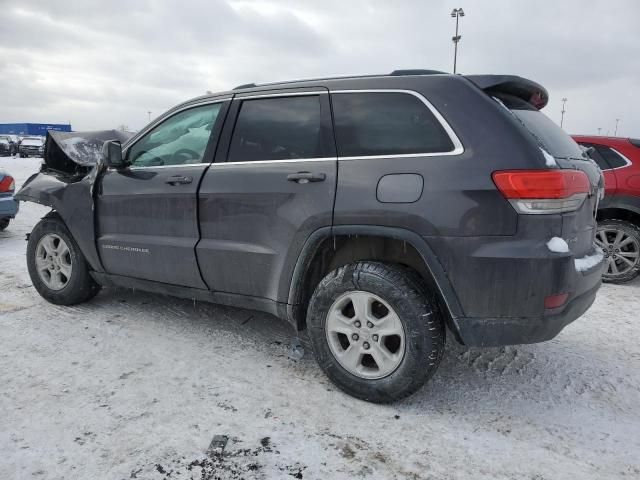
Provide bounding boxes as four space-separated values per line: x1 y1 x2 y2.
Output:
44 130 133 175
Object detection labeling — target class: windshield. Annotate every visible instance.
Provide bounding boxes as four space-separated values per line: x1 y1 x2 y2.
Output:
22 138 42 146
495 94 585 159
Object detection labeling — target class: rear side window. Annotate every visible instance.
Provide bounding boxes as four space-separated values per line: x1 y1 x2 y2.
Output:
495 94 585 160
594 145 629 168
228 96 323 162
331 92 454 157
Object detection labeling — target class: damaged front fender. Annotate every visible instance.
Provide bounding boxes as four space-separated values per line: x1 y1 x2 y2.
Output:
15 130 131 273
16 171 105 273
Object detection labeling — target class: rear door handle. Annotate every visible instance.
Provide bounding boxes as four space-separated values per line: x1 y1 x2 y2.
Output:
287 172 326 184
165 175 193 185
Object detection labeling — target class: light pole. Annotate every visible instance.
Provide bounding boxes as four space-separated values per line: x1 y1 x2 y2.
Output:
560 98 567 128
451 8 465 74
614 118 620 136
147 111 152 123
597 127 602 135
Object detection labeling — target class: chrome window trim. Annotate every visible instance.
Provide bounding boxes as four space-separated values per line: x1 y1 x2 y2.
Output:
330 89 464 159
126 162 210 171
234 91 327 100
608 147 633 170
210 157 337 167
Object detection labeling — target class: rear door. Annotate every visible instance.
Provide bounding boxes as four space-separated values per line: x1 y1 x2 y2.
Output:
96 99 229 287
196 89 337 300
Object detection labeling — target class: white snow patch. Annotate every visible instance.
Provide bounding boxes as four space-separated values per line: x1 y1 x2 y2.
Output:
547 237 569 253
540 148 557 167
574 251 604 272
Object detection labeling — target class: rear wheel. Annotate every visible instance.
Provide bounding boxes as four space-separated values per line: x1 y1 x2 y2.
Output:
306 261 445 403
0 218 9 231
27 215 101 304
595 219 640 283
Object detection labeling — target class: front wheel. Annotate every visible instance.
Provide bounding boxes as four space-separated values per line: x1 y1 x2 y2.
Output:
595 219 640 284
306 262 445 403
27 215 101 304
0 217 9 231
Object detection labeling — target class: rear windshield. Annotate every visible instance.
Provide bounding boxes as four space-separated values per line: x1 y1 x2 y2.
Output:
495 94 585 160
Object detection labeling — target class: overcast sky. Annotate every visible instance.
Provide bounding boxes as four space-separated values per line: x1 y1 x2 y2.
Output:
1 0 638 136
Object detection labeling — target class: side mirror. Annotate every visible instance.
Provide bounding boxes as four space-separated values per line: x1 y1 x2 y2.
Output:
101 140 125 169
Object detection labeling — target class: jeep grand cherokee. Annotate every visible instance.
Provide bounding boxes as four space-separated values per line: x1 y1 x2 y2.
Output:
16 70 605 402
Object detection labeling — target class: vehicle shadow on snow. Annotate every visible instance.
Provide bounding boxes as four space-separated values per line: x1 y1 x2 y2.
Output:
77 285 628 413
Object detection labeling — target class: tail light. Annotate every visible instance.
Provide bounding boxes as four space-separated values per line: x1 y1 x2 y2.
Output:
492 170 590 214
0 176 15 193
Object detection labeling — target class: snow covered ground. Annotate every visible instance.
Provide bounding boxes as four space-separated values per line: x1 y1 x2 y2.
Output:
1 156 639 480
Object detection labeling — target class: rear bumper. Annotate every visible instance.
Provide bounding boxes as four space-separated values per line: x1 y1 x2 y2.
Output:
0 195 19 218
427 233 605 347
456 281 600 346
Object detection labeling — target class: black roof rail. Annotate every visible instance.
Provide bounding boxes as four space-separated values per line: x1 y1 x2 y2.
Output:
230 70 448 92
390 69 448 76
233 83 257 90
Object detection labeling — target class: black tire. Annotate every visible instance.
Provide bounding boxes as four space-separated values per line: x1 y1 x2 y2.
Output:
306 261 445 403
598 219 640 284
0 217 9 231
27 214 101 304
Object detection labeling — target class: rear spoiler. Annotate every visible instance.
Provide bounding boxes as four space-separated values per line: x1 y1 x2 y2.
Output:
465 75 549 110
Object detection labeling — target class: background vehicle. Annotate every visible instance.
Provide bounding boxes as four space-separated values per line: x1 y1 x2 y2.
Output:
0 136 13 156
16 72 604 402
573 135 640 283
19 136 44 157
0 170 18 230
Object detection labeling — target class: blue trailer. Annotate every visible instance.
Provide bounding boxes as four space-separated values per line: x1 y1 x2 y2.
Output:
0 123 72 136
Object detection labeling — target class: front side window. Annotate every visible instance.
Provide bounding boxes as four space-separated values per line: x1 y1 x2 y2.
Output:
127 103 222 167
228 96 323 162
331 92 454 157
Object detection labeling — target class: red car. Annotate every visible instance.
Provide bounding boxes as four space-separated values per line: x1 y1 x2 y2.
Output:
572 135 640 283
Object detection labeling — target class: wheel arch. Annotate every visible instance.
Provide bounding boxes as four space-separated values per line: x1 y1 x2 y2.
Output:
16 172 104 273
597 206 640 227
284 225 465 342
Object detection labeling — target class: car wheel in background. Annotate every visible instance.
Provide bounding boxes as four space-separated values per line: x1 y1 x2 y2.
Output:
0 218 9 231
27 214 101 304
306 261 445 403
595 219 640 283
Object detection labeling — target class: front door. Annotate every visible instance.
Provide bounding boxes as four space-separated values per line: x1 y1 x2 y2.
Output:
96 100 229 287
196 90 337 301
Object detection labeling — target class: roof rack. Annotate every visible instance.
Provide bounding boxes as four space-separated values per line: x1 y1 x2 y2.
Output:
390 69 447 76
233 83 257 90
231 69 448 91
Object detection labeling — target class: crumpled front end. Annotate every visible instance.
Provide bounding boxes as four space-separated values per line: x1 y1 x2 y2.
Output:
14 129 131 272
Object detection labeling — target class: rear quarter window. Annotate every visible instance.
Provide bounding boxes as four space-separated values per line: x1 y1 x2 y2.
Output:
331 92 455 157
595 145 630 169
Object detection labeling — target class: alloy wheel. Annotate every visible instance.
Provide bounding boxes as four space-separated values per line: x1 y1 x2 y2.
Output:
325 291 405 379
595 227 640 278
35 233 73 291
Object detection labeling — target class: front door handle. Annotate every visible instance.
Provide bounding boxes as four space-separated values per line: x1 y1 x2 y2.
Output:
287 172 326 184
165 175 193 185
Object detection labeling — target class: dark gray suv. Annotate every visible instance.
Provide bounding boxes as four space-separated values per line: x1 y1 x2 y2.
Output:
16 71 605 402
